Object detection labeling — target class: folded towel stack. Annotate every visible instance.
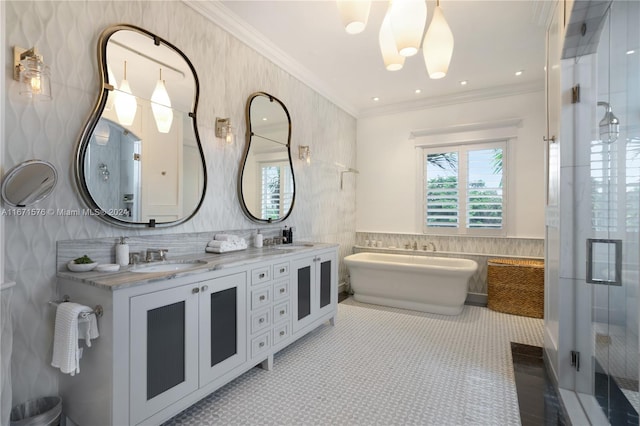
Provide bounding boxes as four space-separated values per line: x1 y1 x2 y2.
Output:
51 302 99 376
206 234 248 253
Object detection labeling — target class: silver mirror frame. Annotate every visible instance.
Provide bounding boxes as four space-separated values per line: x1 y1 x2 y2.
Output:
1 160 58 208
74 24 207 228
238 92 295 223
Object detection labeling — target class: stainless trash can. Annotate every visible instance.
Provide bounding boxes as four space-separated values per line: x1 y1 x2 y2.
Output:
9 397 61 426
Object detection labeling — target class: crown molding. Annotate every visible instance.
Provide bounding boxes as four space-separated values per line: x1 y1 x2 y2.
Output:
182 0 359 118
358 80 545 118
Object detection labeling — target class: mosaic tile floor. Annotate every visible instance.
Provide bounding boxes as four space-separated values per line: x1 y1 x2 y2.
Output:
164 299 543 425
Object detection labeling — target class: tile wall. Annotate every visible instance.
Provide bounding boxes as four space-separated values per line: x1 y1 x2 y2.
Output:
4 1 356 405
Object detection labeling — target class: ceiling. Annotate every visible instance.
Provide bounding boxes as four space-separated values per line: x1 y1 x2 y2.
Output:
211 0 549 117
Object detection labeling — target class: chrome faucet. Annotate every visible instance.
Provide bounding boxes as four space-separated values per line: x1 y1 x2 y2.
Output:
129 251 142 264
423 242 436 252
146 248 169 262
412 241 418 250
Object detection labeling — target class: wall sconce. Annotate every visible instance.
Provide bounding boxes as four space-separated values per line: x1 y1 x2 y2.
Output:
299 146 311 164
13 46 52 100
94 120 111 146
216 117 234 144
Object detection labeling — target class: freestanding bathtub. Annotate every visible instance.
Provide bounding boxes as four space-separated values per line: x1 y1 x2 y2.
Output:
344 252 478 315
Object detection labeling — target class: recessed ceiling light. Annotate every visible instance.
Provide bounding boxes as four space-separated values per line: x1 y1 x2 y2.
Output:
460 80 468 86
415 89 421 94
515 70 523 76
262 117 268 121
372 97 380 102
627 49 636 55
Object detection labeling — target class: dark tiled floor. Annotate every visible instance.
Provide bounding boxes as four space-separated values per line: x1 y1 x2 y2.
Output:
511 343 567 426
594 360 639 425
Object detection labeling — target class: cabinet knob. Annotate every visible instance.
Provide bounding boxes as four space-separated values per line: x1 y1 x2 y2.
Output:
280 310 285 315
259 318 265 323
201 285 208 292
192 287 200 294
259 342 265 348
280 288 286 294
280 268 286 273
280 330 285 336
259 273 265 279
259 295 266 301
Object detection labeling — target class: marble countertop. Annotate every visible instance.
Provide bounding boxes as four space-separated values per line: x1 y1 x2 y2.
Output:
57 242 337 291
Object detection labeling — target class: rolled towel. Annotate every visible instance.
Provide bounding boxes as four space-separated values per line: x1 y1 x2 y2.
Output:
207 240 235 250
214 234 240 242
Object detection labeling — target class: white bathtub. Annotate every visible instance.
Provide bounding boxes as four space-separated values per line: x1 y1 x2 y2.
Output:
344 252 478 315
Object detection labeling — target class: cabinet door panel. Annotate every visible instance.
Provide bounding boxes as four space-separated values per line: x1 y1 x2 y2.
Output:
130 285 199 425
319 260 331 309
199 273 247 386
297 266 312 320
291 258 314 333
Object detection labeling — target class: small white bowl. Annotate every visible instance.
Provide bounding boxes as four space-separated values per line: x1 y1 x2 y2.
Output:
67 261 98 272
96 263 120 273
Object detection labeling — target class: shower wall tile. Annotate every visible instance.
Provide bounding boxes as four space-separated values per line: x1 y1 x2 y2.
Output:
5 1 356 405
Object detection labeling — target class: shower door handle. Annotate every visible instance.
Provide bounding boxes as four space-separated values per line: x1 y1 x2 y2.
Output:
543 135 556 143
586 238 622 286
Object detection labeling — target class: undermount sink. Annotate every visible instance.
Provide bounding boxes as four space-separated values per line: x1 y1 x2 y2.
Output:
272 243 315 250
130 261 207 273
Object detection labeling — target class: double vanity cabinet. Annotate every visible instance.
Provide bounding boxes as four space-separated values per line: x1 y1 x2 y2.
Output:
56 244 338 426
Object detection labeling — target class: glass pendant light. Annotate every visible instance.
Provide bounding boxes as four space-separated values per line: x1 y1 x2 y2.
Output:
390 0 427 57
379 7 405 71
114 61 137 126
151 68 173 134
336 0 372 35
422 0 454 79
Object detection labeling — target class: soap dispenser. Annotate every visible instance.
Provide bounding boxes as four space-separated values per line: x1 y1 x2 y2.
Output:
283 226 289 244
254 230 263 248
116 237 129 266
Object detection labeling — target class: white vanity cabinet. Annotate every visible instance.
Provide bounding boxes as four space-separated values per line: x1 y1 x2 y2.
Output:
56 244 337 426
130 273 246 425
291 250 337 334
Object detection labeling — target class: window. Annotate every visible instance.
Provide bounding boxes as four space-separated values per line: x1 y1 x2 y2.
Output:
259 161 293 220
424 142 506 235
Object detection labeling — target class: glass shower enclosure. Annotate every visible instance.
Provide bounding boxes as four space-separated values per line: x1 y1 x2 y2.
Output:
574 1 640 423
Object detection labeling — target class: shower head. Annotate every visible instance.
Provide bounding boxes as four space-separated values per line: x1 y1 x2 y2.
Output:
597 101 620 143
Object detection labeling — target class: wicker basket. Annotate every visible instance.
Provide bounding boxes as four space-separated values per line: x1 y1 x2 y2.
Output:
487 258 544 319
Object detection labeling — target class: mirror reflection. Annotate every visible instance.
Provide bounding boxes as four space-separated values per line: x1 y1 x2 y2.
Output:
239 93 295 223
1 160 57 207
76 25 206 227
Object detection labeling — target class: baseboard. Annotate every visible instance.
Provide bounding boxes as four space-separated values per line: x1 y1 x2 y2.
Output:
338 281 347 294
465 292 487 306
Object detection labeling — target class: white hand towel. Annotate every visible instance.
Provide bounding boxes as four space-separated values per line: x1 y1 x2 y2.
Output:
78 312 99 347
51 302 99 376
214 234 240 242
207 240 234 249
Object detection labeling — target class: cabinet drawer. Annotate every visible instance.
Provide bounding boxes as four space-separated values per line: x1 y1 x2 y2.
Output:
251 266 271 286
251 331 270 358
273 322 290 346
251 287 271 311
251 309 271 334
273 301 290 324
273 280 289 301
273 262 290 279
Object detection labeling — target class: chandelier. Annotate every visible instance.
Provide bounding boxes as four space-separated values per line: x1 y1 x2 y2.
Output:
336 0 454 78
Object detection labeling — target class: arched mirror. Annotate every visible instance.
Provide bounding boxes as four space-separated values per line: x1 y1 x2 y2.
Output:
239 92 295 223
75 25 206 228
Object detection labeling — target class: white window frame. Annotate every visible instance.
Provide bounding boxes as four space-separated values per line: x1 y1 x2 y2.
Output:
422 141 508 236
255 160 293 220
